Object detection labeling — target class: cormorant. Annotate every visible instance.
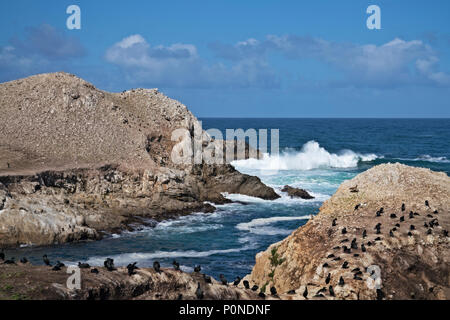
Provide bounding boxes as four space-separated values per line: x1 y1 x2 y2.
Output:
408 231 413 237
424 222 429 228
288 289 296 294
194 265 201 273
376 289 384 300
390 214 397 219
172 260 180 271
153 261 161 273
401 203 405 211
327 254 335 258
3 257 15 264
303 286 308 299
43 255 51 266
20 257 28 264
203 274 212 284
361 244 366 252
389 230 394 237
104 258 115 271
410 225 415 230
323 263 330 267
433 210 438 214
325 273 331 284
351 238 358 249
233 276 241 286
0 249 4 261
362 230 367 238
55 261 65 268
329 286 335 297
270 286 277 296
251 285 258 291
443 230 449 237
342 261 349 269
333 257 342 261
243 280 250 289
91 268 99 274
341 227 347 234
352 267 360 272
127 262 138 276
354 204 360 210
400 216 405 222
332 218 337 227
425 200 429 207
78 262 90 268
258 292 266 298
195 282 204 300
338 276 345 286
427 229 432 235
219 274 228 285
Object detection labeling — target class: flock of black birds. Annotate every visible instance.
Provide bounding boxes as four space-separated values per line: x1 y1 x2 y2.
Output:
1 200 447 300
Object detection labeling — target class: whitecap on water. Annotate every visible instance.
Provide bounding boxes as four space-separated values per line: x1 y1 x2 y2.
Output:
236 215 312 235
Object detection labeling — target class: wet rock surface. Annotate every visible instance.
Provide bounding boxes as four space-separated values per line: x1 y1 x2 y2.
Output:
281 185 314 199
247 163 450 300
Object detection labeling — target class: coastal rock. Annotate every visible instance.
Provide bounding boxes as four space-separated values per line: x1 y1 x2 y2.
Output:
247 163 450 300
0 72 278 247
281 185 314 199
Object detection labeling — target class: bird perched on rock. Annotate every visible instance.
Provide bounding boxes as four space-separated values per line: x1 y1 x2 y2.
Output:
78 262 90 269
55 261 65 268
400 216 405 222
339 276 345 286
374 223 381 234
153 261 161 273
443 230 448 237
410 225 415 230
342 261 349 269
91 268 99 274
354 204 360 210
233 276 241 286
203 274 212 284
270 286 277 296
409 211 414 219
127 262 138 276
376 289 385 300
172 260 180 271
332 218 337 227
374 237 382 241
408 232 413 237
427 229 432 235
243 280 250 289
333 257 341 261
251 285 258 291
362 230 367 238
303 286 308 299
361 244 366 252
352 267 360 272
43 254 51 266
401 203 405 211
351 238 358 249
52 265 61 271
343 246 351 254
3 257 15 264
195 282 204 300
20 257 28 264
258 292 266 299
325 273 331 284
288 289 296 294
327 254 335 259
389 230 395 237
329 286 335 297
219 274 227 285
0 249 4 261
341 227 347 234
433 210 438 214
349 185 358 193
425 200 430 207
194 265 201 273
390 214 397 219
323 262 330 267
104 258 115 271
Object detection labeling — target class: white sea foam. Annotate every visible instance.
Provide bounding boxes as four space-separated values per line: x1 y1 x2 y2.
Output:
236 215 312 235
407 155 449 163
84 245 255 266
232 140 379 171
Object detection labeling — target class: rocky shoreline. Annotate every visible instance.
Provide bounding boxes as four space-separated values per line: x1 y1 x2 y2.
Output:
0 72 278 247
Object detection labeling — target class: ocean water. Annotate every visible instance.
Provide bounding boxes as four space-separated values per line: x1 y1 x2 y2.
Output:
8 119 450 281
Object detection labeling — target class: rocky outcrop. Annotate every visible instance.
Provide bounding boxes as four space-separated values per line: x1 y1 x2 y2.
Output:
0 72 278 247
247 163 450 300
281 185 314 199
0 263 268 300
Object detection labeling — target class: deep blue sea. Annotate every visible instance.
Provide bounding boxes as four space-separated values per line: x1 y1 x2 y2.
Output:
8 119 450 281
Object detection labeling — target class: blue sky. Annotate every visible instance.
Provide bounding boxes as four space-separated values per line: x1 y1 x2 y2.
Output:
1 0 450 117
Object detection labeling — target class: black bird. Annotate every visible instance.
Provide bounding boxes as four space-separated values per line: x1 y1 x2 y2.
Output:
376 289 385 300
333 246 341 250
203 274 212 284
374 237 382 241
194 265 201 273
195 282 204 300
425 200 430 207
233 276 241 286
78 262 90 269
379 207 384 214
367 241 373 246
390 214 397 219
389 230 395 237
55 261 65 268
43 254 51 266
332 218 337 227
353 275 363 280
177 294 183 300
351 238 358 250
427 229 432 235
354 204 360 210
327 254 335 259
400 216 405 222
342 261 349 269
172 260 180 271
427 214 434 218
433 210 438 214
340 239 349 243
153 261 161 273
374 223 381 234
362 230 367 238
3 257 15 264
329 286 335 297
410 225 415 230
0 249 4 261
288 289 296 294
343 246 351 254
408 231 413 237
219 274 228 285
361 244 366 252
52 265 61 271
20 257 28 264
376 210 381 217
270 286 277 296
424 222 429 228
333 257 342 261
258 292 266 299
443 230 448 237
251 285 258 291
338 276 345 286
353 253 360 257
321 271 330 285
341 227 347 234
303 286 308 299
392 227 397 232
316 287 327 294
401 203 405 211
414 212 420 216
395 223 400 228
323 262 330 267
409 211 414 219
352 267 360 272
104 258 115 271
91 268 99 274
127 262 138 276
243 280 250 289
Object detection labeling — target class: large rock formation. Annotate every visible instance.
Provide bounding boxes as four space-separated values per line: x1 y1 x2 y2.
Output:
0 72 279 247
247 163 450 300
